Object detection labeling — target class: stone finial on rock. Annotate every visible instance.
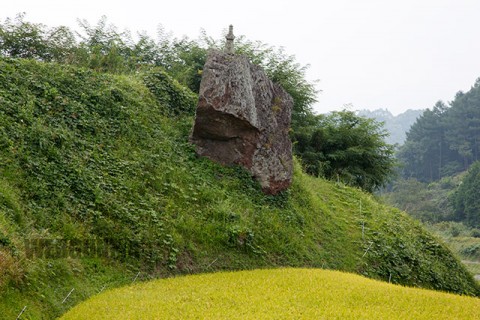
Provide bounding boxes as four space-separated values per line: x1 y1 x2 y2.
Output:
190 50 293 194
225 25 235 54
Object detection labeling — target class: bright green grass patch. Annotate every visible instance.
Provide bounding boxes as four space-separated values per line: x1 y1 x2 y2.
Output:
61 268 480 320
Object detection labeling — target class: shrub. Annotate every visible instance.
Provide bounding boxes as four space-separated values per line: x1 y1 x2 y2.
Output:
143 68 197 116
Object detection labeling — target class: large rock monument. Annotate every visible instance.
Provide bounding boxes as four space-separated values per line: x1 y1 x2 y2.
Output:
190 26 293 194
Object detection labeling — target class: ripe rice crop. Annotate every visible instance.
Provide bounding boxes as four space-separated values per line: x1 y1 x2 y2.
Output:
61 268 480 319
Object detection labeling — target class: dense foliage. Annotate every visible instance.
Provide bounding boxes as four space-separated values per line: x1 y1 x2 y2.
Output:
382 177 457 223
398 79 480 182
378 84 480 281
0 13 76 62
381 77 480 237
0 14 317 126
294 110 396 192
451 161 480 227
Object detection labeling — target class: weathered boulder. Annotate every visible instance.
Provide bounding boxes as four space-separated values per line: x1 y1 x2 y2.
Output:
190 50 293 194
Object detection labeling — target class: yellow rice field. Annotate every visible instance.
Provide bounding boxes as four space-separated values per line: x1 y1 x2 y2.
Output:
60 268 480 319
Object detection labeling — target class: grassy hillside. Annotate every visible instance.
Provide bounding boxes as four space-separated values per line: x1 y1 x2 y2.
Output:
60 268 480 320
0 57 479 318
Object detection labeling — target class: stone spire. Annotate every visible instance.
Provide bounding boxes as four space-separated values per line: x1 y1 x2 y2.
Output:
225 25 235 54
190 50 294 195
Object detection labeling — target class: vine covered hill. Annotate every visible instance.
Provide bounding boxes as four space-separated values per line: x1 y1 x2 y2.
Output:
0 57 478 318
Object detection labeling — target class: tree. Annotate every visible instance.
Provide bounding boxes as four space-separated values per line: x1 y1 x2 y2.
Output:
0 13 75 62
1 15 318 128
229 36 318 129
445 80 480 169
158 37 207 92
452 161 480 227
293 110 396 192
399 79 480 183
0 13 47 59
74 16 134 73
155 32 319 130
398 101 462 182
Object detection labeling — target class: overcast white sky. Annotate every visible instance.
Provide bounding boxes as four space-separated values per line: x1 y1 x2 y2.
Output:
3 0 480 115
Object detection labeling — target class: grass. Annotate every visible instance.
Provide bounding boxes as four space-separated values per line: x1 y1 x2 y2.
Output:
60 268 480 320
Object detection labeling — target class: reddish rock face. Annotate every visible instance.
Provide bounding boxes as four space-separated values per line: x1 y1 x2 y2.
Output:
190 50 293 194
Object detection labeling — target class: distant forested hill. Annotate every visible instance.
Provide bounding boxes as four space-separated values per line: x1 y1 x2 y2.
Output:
356 109 424 145
382 77 480 230
398 79 480 182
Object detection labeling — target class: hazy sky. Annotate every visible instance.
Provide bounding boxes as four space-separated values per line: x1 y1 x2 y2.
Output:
3 0 480 115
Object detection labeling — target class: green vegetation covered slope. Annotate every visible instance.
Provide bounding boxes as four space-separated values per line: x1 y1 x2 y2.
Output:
61 268 480 320
0 57 478 319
